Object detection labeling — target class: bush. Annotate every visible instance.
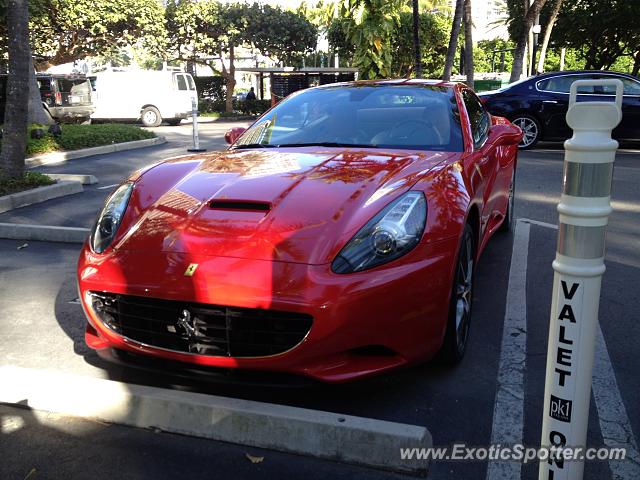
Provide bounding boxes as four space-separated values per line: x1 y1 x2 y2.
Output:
194 76 226 102
0 171 55 196
199 99 271 116
236 99 271 115
55 124 155 151
9 123 156 156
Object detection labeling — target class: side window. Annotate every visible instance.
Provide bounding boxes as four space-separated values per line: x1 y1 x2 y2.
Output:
462 89 489 149
186 75 196 91
599 77 640 95
537 75 596 94
176 74 188 91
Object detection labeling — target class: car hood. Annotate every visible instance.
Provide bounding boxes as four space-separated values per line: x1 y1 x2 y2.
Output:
116 147 455 264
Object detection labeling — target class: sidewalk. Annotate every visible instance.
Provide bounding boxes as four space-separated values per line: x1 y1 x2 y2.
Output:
0 404 404 480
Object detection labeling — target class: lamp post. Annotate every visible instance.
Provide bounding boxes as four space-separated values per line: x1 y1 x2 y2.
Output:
539 79 623 480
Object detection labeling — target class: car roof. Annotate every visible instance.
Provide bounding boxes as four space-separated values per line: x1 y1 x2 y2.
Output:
313 78 462 91
530 70 639 81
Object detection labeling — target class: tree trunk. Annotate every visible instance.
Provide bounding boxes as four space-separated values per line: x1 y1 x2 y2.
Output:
462 0 474 89
28 61 53 125
222 45 236 114
536 0 563 73
412 0 422 78
443 0 464 81
510 0 548 83
0 0 29 180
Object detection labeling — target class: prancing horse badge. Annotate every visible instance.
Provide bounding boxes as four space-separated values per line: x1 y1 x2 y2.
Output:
184 263 199 276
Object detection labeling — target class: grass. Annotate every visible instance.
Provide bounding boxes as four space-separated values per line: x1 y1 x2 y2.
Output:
0 171 55 196
24 123 156 156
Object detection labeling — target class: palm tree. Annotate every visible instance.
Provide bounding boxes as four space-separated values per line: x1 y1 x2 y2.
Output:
462 0 474 88
0 0 30 179
443 0 464 81
412 0 422 77
535 0 563 73
509 0 547 82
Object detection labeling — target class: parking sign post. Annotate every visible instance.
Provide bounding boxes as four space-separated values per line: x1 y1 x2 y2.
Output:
539 79 623 480
188 96 206 153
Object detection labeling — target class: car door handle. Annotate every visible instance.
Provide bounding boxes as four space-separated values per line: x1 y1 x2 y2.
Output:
542 100 558 104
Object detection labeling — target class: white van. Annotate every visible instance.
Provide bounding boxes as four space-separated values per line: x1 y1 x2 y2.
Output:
89 69 198 127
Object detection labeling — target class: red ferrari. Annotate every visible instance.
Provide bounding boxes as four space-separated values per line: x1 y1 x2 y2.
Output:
78 80 522 382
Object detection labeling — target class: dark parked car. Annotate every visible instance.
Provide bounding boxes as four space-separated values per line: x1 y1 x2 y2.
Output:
478 70 640 149
0 73 94 124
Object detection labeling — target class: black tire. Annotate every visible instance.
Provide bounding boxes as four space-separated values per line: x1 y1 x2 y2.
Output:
499 169 516 233
141 106 162 127
439 224 475 363
511 114 541 150
166 118 182 126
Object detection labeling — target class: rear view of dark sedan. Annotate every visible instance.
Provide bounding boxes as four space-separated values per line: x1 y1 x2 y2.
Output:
478 70 640 149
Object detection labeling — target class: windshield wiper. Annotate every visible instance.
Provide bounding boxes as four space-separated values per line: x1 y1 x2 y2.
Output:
275 142 380 149
232 143 276 149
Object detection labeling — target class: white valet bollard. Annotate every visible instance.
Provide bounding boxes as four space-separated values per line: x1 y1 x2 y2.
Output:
188 96 206 153
539 79 623 480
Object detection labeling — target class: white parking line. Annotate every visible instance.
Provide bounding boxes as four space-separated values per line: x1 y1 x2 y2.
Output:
97 184 118 190
593 326 640 479
489 218 640 479
486 219 530 480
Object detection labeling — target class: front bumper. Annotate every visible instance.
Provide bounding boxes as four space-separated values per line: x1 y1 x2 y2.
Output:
78 238 457 382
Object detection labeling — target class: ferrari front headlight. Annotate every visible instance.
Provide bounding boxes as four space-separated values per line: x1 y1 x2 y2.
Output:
332 191 427 274
91 182 133 253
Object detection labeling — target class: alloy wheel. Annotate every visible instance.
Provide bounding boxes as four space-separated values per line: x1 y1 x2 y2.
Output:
513 116 539 148
454 234 474 352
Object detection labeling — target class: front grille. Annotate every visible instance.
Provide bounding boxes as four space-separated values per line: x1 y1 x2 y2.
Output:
88 292 313 357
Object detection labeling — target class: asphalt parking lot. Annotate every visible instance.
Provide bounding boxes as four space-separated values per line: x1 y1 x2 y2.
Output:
0 123 638 479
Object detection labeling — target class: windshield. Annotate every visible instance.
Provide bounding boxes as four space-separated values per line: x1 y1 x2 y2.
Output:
234 84 464 152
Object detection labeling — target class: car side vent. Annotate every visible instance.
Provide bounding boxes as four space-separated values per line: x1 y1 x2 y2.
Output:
210 200 271 212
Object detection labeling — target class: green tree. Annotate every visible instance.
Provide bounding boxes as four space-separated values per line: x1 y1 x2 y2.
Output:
29 0 167 69
391 11 449 77
339 0 404 79
551 0 637 70
167 1 317 112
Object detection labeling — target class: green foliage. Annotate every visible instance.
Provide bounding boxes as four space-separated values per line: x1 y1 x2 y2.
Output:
391 11 449 77
0 171 55 197
339 0 404 79
475 39 515 73
329 7 452 78
327 18 355 59
199 98 270 116
25 0 167 66
540 48 585 72
194 76 226 102
55 124 155 151
5 124 156 156
167 1 317 65
507 0 640 72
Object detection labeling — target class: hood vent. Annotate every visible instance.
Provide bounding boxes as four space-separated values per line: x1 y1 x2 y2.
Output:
210 200 271 212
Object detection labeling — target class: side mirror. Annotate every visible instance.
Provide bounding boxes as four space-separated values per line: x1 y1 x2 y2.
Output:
489 123 524 146
224 127 246 145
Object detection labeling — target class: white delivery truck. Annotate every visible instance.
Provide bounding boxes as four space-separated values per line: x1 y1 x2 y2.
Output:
89 68 198 127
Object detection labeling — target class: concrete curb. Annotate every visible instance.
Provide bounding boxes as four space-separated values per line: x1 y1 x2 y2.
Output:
46 173 98 185
0 181 83 214
0 223 90 243
0 366 431 475
25 136 167 168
